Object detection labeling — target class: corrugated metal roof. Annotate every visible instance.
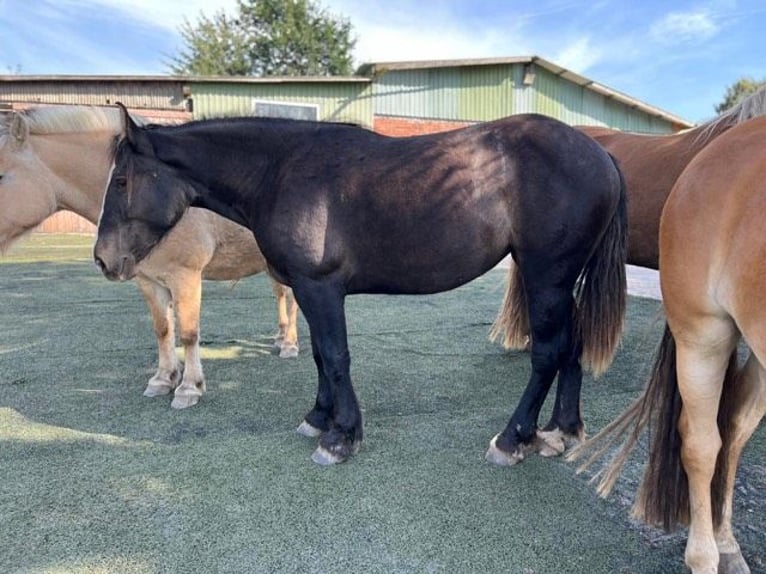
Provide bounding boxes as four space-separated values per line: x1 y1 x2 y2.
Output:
0 75 369 84
359 56 694 129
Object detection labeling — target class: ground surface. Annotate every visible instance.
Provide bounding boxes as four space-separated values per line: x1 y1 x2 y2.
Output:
0 235 763 574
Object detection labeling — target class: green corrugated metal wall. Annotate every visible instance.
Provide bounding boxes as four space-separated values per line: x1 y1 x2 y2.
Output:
372 63 677 133
190 82 374 127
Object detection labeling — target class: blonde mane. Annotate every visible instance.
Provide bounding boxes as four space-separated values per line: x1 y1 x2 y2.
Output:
696 86 766 141
0 105 130 138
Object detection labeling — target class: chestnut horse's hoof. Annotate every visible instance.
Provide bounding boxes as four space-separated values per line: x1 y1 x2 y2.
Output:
296 420 323 438
485 434 526 466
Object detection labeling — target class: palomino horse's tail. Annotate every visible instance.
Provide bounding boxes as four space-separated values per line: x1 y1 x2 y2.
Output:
490 154 628 377
568 324 738 530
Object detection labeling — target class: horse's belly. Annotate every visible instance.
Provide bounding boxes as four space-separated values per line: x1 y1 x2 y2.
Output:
202 215 267 280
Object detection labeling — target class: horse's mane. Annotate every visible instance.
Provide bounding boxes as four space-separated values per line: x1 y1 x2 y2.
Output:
0 105 128 138
696 86 766 142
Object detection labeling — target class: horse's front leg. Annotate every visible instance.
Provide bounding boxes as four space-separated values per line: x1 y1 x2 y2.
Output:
168 271 206 410
293 278 362 465
135 276 181 397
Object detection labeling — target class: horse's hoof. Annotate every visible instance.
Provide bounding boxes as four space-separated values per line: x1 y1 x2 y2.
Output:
311 445 345 465
485 434 525 466
536 429 566 457
279 343 299 359
310 440 360 465
143 382 174 397
296 420 323 438
170 383 204 409
718 552 751 574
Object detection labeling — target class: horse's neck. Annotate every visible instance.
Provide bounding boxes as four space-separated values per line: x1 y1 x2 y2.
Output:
31 131 115 223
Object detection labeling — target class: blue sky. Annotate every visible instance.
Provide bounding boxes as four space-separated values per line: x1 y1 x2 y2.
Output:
1 0 765 123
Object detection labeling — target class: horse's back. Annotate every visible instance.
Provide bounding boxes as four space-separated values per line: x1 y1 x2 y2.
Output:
264 114 622 294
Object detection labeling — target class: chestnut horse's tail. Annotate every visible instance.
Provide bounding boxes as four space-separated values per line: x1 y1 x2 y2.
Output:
490 155 628 377
569 323 738 531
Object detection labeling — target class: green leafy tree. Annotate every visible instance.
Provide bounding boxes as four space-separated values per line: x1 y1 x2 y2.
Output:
715 77 766 113
168 0 355 76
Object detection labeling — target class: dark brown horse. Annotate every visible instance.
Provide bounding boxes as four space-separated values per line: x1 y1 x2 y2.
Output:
94 105 627 466
571 116 766 573
580 86 766 269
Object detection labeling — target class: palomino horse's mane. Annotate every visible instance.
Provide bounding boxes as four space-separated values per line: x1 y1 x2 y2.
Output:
696 86 766 141
0 105 132 139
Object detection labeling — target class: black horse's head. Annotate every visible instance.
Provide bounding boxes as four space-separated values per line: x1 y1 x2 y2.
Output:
94 104 195 281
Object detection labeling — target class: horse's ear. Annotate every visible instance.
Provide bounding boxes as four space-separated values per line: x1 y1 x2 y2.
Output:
10 113 29 148
116 102 153 156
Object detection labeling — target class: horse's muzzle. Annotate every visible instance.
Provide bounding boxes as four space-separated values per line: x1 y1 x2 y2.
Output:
93 248 137 282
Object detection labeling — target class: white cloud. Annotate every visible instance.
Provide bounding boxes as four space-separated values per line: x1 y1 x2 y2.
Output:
64 0 238 32
552 36 603 74
650 10 719 44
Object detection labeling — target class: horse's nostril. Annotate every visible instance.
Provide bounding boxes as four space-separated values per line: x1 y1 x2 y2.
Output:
94 256 106 272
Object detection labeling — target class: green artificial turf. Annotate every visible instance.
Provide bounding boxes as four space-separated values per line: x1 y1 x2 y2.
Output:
0 235 763 574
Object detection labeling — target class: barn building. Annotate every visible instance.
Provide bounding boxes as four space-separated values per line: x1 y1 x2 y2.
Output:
0 56 693 234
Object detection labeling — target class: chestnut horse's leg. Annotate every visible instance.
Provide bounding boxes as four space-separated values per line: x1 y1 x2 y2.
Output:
135 276 181 396
168 270 206 410
292 278 362 465
675 329 735 574
270 277 299 359
716 352 765 574
486 285 576 465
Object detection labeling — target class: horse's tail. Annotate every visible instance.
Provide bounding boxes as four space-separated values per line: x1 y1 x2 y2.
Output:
574 154 628 376
569 323 737 531
489 261 529 351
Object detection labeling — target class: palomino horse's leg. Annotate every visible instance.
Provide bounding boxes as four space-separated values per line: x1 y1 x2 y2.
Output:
675 329 736 574
486 285 575 465
292 278 362 465
270 277 299 358
536 342 585 457
716 352 765 574
135 276 181 396
168 271 206 410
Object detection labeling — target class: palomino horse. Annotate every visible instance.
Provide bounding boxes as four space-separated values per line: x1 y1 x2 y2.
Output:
580 86 766 269
571 116 766 573
95 105 627 465
0 106 299 409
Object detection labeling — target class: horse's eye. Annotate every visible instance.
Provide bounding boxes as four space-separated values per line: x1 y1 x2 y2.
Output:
0 173 4 183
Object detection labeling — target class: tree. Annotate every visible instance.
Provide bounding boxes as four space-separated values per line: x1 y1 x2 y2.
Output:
714 77 766 113
168 0 355 76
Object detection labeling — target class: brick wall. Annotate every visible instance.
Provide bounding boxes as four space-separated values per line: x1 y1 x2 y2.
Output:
374 116 473 137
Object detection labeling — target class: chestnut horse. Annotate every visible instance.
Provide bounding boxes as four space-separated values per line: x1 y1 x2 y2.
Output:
95 105 627 466
571 117 766 573
580 86 766 269
0 106 299 409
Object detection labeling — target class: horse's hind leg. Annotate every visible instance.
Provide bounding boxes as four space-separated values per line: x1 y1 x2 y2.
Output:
536 344 585 457
486 285 575 465
169 271 206 410
716 352 765 574
674 328 736 573
271 277 300 358
136 276 181 397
